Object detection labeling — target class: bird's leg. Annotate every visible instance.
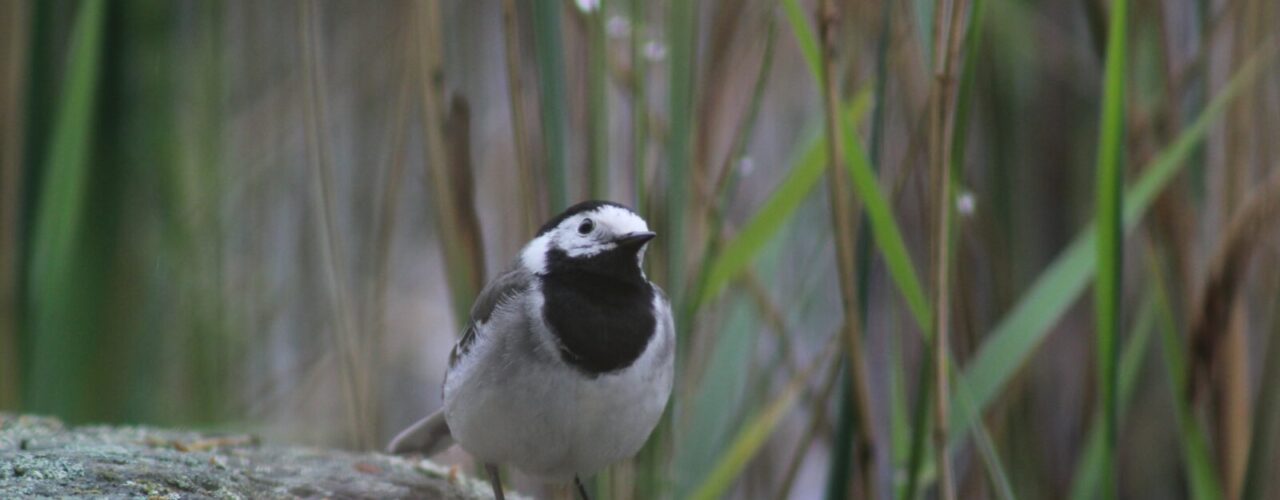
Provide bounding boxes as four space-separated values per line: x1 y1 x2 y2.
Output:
574 475 591 500
484 463 505 500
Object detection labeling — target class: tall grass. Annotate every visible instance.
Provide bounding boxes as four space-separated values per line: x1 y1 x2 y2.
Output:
7 2 1280 499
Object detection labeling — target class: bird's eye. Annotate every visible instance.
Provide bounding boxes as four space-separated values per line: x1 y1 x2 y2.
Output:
577 218 595 235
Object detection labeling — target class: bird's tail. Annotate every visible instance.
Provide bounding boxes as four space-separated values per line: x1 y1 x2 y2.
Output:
387 410 454 456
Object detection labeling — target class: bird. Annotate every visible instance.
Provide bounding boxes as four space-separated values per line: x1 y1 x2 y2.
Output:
388 200 675 500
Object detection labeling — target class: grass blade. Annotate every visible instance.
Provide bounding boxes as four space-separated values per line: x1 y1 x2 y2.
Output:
25 0 106 420
1069 293 1156 500
948 44 1276 451
1151 254 1223 500
531 0 568 212
781 0 821 81
666 0 697 306
840 112 932 331
1092 0 1127 495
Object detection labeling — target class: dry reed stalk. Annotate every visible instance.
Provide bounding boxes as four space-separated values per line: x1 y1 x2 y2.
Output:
1205 1 1267 493
366 69 413 444
499 0 541 234
298 0 368 447
1189 164 1280 496
414 1 486 325
816 1 879 497
773 354 845 500
926 0 968 496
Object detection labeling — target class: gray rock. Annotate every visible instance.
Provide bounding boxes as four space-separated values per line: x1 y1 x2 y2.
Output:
0 414 505 499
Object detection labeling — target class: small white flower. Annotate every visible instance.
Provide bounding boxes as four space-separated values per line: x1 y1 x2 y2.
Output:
575 0 600 13
737 156 754 176
956 190 976 216
607 16 630 38
643 40 667 62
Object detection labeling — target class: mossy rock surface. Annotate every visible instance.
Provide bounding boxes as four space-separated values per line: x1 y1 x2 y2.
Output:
0 414 497 499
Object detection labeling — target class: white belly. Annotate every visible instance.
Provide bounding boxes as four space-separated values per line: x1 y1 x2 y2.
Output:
442 297 674 481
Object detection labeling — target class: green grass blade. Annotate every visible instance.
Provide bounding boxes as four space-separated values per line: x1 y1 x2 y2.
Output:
1069 293 1155 500
1092 0 1127 495
696 92 871 307
666 0 696 306
781 0 821 83
25 0 106 420
1151 258 1222 500
947 46 1275 450
688 340 831 500
530 1 568 212
840 111 932 332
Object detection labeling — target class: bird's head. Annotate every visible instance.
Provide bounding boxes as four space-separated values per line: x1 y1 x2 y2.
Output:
521 200 655 279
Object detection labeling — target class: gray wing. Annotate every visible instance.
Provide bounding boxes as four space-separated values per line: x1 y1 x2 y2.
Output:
447 263 535 369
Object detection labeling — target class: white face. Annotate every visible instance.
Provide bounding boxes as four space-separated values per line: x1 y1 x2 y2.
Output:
521 205 651 275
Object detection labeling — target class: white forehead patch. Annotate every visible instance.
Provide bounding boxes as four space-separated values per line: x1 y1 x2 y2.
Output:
592 205 650 234
519 205 651 275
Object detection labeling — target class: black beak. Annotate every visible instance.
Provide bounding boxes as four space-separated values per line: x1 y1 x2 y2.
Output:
615 231 656 249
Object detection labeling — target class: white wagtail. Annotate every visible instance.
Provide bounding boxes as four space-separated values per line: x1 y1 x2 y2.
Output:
388 200 675 500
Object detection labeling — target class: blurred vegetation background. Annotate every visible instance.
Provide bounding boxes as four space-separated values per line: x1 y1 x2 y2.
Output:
1 0 1279 498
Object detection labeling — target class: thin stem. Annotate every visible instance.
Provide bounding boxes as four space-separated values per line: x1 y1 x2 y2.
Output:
815 1 878 498
686 12 777 319
773 355 844 500
630 0 648 215
587 1 609 199
416 1 483 325
926 0 967 496
299 0 367 447
366 67 413 444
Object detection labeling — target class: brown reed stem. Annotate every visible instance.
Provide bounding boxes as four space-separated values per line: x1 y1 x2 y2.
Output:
499 0 541 233
926 0 968 496
816 1 878 497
